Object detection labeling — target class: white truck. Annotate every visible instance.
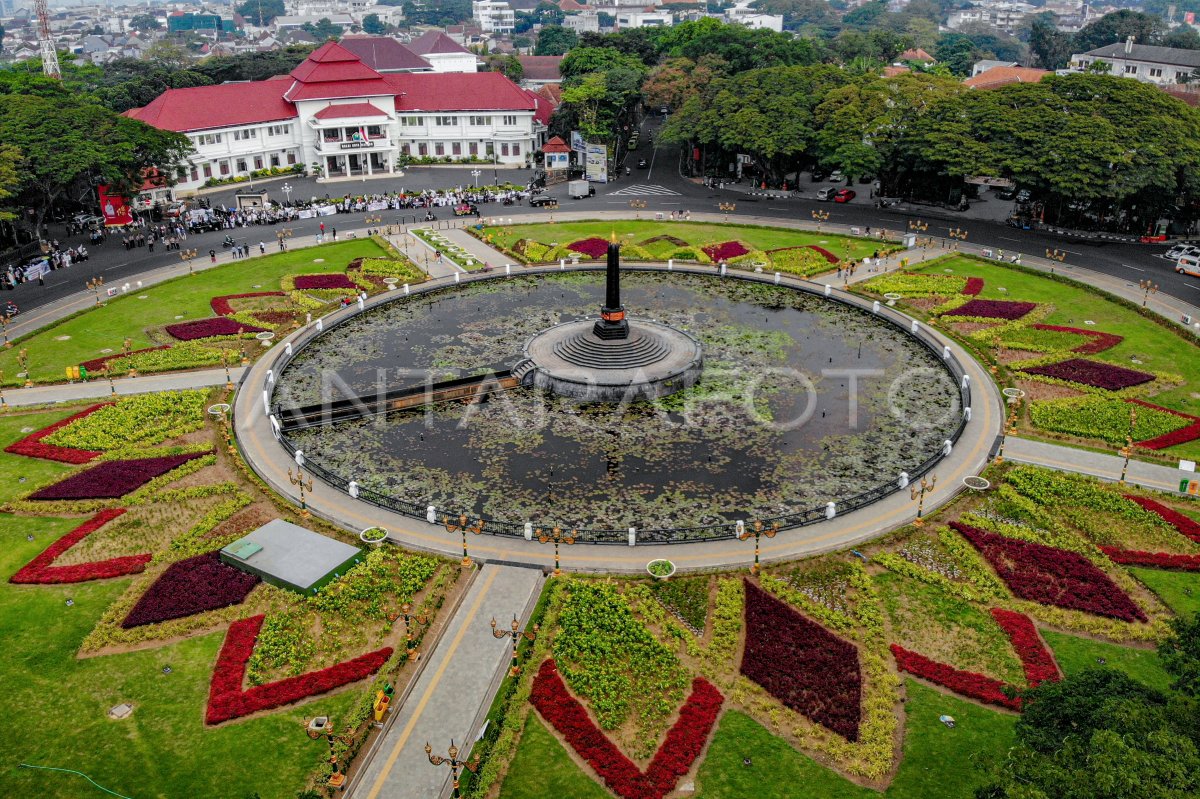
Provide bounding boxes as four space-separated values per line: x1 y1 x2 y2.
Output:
568 180 594 199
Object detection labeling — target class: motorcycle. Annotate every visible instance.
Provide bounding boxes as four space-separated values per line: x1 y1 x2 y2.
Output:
222 235 235 248
424 211 436 222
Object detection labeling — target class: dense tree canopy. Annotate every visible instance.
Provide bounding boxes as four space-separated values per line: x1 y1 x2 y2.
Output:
535 26 578 57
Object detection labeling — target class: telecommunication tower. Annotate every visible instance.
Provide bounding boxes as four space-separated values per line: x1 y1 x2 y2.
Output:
36 0 62 80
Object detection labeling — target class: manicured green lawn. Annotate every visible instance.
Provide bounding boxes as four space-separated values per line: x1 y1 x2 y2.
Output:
1042 629 1174 694
1129 567 1200 616
910 256 1200 459
0 409 75 502
486 220 885 262
1 514 356 798
3 239 385 384
498 681 1015 799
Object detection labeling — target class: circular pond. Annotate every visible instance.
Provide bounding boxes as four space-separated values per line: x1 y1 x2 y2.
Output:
275 271 963 538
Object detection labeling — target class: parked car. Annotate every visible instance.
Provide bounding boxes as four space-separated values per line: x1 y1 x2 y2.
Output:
1166 244 1200 259
829 171 845 183
816 186 837 201
811 169 828 182
660 105 670 115
528 195 558 207
637 159 648 169
834 188 856 203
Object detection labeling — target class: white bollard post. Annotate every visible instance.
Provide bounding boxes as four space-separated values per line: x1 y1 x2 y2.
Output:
964 407 972 422
736 520 745 537
426 505 436 524
524 522 533 541
775 272 781 285
910 320 919 334
269 414 281 440
262 390 270 415
898 471 910 489
560 258 565 269
505 264 511 275
668 259 674 270
961 374 970 389
628 527 636 547
825 501 836 520
404 283 410 295
316 318 323 332
942 345 951 360
943 440 953 456
348 480 359 499
720 263 727 277
357 296 365 311
267 369 274 385
454 272 460 284
294 450 304 467
285 342 293 356
824 284 832 297
872 300 881 313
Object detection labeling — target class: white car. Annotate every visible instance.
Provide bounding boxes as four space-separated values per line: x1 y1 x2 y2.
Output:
828 171 845 183
1166 245 1200 259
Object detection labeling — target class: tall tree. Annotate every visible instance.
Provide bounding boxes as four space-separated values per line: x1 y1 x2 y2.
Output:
128 13 162 31
302 18 343 41
1160 614 1200 698
362 13 387 34
535 25 578 56
1072 10 1165 53
1028 13 1073 69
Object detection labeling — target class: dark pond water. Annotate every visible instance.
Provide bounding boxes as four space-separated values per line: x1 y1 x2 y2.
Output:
281 272 960 530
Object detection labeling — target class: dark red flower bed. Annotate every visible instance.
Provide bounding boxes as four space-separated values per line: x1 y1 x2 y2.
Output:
1123 495 1200 543
165 317 268 341
1031 324 1123 355
891 644 1020 710
741 580 861 740
1127 399 1200 449
249 311 297 326
806 245 839 263
567 238 610 259
293 273 356 290
29 451 210 500
10 509 150 584
529 658 723 799
121 552 260 628
4 403 110 464
206 614 392 725
963 277 985 295
210 291 285 316
81 345 171 373
1100 547 1200 571
1021 358 1155 391
989 608 1060 687
701 241 750 262
952 522 1147 622
943 299 1037 320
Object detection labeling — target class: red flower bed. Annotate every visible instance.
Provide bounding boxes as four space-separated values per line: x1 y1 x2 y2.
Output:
4 403 110 464
122 552 260 628
10 509 150 584
28 451 210 500
165 317 268 341
81 345 171 373
206 614 392 725
1021 358 1155 391
806 245 839 263
989 608 1060 687
293 273 357 290
249 311 297 326
702 241 750 262
567 238 611 259
529 658 723 799
891 644 1020 710
1127 399 1200 449
211 291 286 316
741 580 861 740
943 299 1037 320
952 522 1146 622
1100 547 1200 571
1123 495 1200 543
963 277 985 295
1031 324 1123 355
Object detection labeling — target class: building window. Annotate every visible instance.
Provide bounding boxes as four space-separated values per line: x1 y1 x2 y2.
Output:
418 143 428 156
323 129 341 142
1125 65 1137 74
203 164 212 178
236 158 247 173
435 143 445 156
196 133 222 146
434 116 458 126
469 115 491 126
401 143 411 155
485 142 494 156
287 151 296 165
219 161 229 176
512 143 520 156
254 156 263 170
501 143 510 156
233 129 257 141
401 116 421 126
367 125 383 138
190 167 199 182
270 153 280 167
1178 71 1189 80
452 142 462 155
501 115 517 126
469 142 478 156
1149 68 1162 78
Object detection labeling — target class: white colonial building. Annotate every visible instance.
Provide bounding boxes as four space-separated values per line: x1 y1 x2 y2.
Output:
472 0 515 34
1069 37 1200 85
125 40 551 193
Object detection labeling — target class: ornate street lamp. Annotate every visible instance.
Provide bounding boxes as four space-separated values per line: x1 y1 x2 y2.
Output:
1139 279 1158 307
398 601 427 660
1119 407 1138 485
909 474 937 527
443 513 484 567
738 519 778 575
811 209 829 231
719 201 736 223
287 464 315 518
425 740 480 799
908 219 928 232
629 199 647 218
491 614 538 677
537 525 575 576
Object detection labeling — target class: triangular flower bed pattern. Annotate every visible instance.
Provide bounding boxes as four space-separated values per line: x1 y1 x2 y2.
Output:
206 614 392 725
122 552 261 628
1020 358 1155 391
10 509 150 584
943 299 1036 320
210 291 285 316
28 451 210 500
741 580 862 740
165 318 268 341
81 345 171 374
529 658 723 799
951 522 1147 622
4 403 111 464
1031 324 1122 355
1100 495 1200 570
891 608 1059 711
1127 400 1200 449
293 273 356 290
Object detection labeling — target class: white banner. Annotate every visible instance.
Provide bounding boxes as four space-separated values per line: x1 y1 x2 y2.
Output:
585 143 608 184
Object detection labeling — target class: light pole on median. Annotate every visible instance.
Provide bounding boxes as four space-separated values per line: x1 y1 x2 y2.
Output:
281 182 293 206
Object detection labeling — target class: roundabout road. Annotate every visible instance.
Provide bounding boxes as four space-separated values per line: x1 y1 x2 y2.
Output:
233 258 1003 573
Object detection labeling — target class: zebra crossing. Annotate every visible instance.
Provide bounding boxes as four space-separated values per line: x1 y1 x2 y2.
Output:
605 184 682 197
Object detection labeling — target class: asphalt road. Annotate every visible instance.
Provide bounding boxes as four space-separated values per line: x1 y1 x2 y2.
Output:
10 129 1197 317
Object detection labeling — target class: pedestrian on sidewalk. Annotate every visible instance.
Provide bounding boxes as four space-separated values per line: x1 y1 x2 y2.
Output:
209 249 216 263
259 241 266 254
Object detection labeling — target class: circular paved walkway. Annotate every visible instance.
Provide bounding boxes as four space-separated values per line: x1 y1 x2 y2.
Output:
233 263 1003 573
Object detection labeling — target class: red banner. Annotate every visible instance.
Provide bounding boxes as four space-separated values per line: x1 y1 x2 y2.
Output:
98 185 134 227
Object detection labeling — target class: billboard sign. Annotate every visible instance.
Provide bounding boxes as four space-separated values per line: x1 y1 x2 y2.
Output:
570 131 586 153
98 185 134 227
585 143 608 183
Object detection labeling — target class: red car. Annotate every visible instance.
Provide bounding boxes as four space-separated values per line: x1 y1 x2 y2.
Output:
834 189 856 203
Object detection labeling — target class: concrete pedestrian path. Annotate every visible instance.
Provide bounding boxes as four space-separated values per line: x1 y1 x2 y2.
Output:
2 366 243 407
350 563 544 799
435 226 513 271
1005 436 1190 494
